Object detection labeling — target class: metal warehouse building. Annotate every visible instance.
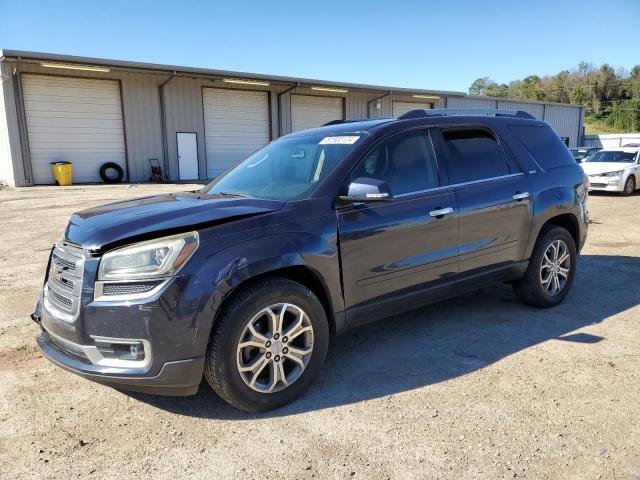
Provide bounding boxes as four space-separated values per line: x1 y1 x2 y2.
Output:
0 50 585 187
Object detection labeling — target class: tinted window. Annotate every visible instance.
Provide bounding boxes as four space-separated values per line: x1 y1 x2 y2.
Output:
509 124 575 169
440 128 510 183
350 130 439 196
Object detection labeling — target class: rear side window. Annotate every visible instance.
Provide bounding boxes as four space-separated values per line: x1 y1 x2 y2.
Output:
439 128 510 184
509 124 575 169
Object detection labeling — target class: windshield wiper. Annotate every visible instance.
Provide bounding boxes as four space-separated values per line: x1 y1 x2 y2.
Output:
217 191 253 198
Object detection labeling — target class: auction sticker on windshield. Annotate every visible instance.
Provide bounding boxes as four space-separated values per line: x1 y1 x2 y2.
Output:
319 136 360 145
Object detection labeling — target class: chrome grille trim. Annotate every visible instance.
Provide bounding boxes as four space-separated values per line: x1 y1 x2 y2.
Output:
43 244 86 322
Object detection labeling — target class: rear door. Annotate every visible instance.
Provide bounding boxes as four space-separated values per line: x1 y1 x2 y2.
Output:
337 128 458 322
432 126 533 281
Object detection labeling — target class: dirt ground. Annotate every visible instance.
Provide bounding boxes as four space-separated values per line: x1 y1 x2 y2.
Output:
0 184 638 479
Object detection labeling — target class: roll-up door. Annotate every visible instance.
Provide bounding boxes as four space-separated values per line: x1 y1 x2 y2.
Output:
22 75 126 184
291 94 344 132
202 88 271 178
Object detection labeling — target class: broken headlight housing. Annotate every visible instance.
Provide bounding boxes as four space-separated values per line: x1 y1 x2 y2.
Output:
97 232 199 281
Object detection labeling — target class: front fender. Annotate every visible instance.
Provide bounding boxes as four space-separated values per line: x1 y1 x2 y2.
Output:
186 217 342 355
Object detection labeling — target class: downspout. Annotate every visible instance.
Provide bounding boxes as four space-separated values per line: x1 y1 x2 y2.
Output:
276 83 298 137
367 90 392 118
11 57 34 186
159 71 176 180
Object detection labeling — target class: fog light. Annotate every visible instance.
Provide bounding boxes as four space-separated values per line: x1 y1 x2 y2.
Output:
94 339 145 361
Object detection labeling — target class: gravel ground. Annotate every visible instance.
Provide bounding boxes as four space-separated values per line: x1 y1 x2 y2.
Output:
0 184 638 480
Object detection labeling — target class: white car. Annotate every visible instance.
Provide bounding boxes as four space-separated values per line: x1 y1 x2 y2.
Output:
580 148 640 196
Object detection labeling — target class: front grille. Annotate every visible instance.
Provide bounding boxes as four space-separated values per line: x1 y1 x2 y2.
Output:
590 183 607 188
48 288 73 308
44 244 85 321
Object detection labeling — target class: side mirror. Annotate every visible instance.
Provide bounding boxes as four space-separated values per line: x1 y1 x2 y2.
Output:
339 177 391 203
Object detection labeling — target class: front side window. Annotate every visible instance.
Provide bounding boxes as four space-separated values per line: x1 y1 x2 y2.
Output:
440 128 510 184
348 130 439 196
201 134 361 200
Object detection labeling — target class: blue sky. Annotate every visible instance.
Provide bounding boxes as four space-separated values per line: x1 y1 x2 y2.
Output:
1 0 638 93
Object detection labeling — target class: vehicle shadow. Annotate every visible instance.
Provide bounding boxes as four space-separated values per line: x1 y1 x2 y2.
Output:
128 254 640 419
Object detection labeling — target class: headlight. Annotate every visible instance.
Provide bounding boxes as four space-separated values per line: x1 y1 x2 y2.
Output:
97 232 199 281
602 170 623 177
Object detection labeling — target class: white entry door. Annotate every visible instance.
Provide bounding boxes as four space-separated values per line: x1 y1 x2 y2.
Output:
177 133 199 180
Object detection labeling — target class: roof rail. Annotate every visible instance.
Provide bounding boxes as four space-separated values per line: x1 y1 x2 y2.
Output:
398 108 536 120
322 118 380 126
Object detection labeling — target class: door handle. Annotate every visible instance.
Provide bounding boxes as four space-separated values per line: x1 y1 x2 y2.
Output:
512 192 530 201
429 207 453 218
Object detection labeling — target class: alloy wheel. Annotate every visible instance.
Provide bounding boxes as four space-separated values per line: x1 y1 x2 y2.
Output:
539 239 570 296
236 303 314 393
625 178 634 194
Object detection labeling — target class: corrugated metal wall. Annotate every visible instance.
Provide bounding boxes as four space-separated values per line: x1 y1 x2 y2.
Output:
0 59 586 185
543 104 583 147
1 60 166 184
447 97 498 109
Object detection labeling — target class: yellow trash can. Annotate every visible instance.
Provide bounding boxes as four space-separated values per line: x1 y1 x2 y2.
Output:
50 162 73 186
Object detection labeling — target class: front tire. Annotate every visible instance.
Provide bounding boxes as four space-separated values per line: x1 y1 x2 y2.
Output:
513 226 577 308
621 176 636 196
204 277 329 412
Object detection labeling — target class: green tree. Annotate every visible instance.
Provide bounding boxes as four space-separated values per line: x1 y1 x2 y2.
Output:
468 77 493 95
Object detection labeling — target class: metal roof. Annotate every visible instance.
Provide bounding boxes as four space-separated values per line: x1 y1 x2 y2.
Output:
0 49 465 97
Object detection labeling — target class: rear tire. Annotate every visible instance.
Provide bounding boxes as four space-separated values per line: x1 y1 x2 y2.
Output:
621 176 636 196
513 225 577 308
204 277 329 412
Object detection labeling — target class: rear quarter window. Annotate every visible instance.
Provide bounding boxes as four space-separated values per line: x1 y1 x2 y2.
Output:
508 124 575 169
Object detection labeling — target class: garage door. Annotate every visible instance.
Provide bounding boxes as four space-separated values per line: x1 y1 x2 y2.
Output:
291 95 344 132
203 88 271 178
22 75 126 184
392 101 433 118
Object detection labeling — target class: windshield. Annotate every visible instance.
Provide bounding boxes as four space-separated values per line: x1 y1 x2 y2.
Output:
585 151 637 163
201 134 361 200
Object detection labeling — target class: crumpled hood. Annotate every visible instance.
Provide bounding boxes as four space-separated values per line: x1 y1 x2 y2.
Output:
64 192 285 250
581 162 633 175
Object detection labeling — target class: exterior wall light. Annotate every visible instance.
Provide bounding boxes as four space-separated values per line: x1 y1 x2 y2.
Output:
41 62 111 73
223 78 270 86
412 94 440 100
311 86 349 93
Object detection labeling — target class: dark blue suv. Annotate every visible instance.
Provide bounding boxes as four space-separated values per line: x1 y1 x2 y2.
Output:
33 109 589 412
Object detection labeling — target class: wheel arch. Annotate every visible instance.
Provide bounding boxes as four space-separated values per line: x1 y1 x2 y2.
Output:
541 213 580 248
214 263 339 337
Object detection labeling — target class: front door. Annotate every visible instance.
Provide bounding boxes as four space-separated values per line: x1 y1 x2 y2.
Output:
177 132 199 180
433 126 533 280
337 129 459 326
